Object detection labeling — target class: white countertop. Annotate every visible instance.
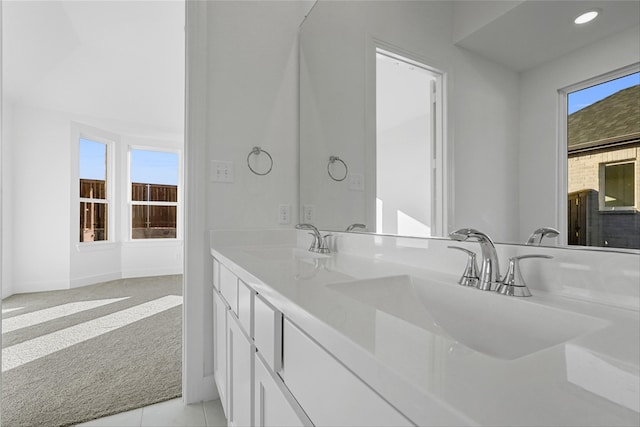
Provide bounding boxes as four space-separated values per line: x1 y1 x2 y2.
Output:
210 233 640 426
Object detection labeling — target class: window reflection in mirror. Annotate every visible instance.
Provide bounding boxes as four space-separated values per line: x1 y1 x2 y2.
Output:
567 71 639 249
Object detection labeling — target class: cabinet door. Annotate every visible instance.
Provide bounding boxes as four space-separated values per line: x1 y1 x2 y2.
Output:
220 264 238 314
213 290 228 416
254 294 282 372
227 311 254 427
237 279 254 337
254 353 311 427
282 319 413 427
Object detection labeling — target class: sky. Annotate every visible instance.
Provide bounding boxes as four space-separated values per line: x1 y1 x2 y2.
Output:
568 72 639 114
79 139 178 185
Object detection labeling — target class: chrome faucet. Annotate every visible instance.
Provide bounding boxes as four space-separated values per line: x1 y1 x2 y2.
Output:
296 223 331 254
346 223 367 232
449 228 501 291
526 227 560 246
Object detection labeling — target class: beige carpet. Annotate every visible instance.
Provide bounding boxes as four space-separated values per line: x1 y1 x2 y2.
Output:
1 275 183 427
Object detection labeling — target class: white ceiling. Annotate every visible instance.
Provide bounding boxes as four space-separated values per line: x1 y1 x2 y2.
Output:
2 0 185 133
455 0 640 72
4 0 637 135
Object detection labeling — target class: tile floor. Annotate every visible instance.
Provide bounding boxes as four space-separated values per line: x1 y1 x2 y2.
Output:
76 397 227 427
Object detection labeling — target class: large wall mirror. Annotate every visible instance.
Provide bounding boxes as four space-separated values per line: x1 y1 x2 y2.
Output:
299 0 640 251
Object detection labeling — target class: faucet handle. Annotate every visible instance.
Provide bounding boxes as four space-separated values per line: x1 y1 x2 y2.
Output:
496 254 552 297
448 246 479 287
307 232 320 251
317 234 332 254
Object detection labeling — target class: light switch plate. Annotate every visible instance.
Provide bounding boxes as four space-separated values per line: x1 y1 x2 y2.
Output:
278 204 291 225
348 173 364 191
210 160 234 183
302 204 315 223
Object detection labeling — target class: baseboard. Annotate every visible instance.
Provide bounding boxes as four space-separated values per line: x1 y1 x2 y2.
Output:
9 278 71 296
70 272 122 289
183 374 217 404
122 267 183 279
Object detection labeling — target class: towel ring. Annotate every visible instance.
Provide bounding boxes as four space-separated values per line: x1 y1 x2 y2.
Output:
247 146 273 176
327 155 348 181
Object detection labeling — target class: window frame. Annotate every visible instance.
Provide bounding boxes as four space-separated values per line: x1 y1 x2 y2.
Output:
127 145 182 241
557 62 640 245
77 133 115 246
599 160 637 211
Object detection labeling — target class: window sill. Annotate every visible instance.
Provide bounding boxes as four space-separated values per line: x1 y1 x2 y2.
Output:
599 208 639 214
76 242 120 252
122 239 183 248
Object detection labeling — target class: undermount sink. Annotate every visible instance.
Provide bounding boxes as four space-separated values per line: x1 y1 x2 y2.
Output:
243 247 330 262
327 275 608 360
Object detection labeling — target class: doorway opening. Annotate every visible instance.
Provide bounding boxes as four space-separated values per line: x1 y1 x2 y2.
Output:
375 49 445 237
1 1 186 425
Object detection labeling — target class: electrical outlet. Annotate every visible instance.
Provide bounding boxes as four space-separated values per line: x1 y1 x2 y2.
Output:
348 173 364 191
302 204 315 223
278 204 291 225
210 160 234 183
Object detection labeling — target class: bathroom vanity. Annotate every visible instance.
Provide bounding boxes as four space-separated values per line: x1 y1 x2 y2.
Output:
210 229 639 426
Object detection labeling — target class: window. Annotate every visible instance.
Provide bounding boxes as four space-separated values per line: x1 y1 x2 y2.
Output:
601 161 635 209
79 138 109 242
564 66 639 249
130 149 179 239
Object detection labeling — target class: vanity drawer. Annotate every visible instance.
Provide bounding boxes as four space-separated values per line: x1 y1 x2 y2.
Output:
282 319 413 427
219 264 238 314
237 279 254 336
254 294 282 373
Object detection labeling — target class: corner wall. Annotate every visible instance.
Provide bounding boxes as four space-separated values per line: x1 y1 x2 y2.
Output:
182 0 313 404
3 102 183 297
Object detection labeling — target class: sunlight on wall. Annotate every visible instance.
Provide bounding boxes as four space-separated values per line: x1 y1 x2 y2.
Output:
397 210 431 237
376 198 383 233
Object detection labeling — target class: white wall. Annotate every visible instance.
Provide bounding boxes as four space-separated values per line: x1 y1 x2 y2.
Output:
299 1 521 241
518 25 640 242
206 1 308 231
2 99 13 298
10 103 72 293
181 0 313 404
3 102 183 297
205 0 311 383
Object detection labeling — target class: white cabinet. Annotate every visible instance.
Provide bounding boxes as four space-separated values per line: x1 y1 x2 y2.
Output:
227 310 254 427
254 294 282 372
220 264 238 313
238 280 254 336
282 319 413 427
254 353 311 427
213 258 221 291
213 290 229 416
213 255 414 427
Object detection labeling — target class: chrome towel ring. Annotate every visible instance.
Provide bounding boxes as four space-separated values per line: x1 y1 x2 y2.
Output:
327 155 348 181
247 146 273 176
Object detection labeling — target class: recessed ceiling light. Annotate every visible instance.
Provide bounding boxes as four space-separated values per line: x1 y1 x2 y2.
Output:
574 10 600 25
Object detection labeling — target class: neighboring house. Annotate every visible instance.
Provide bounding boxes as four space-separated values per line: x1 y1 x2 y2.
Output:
567 84 640 249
